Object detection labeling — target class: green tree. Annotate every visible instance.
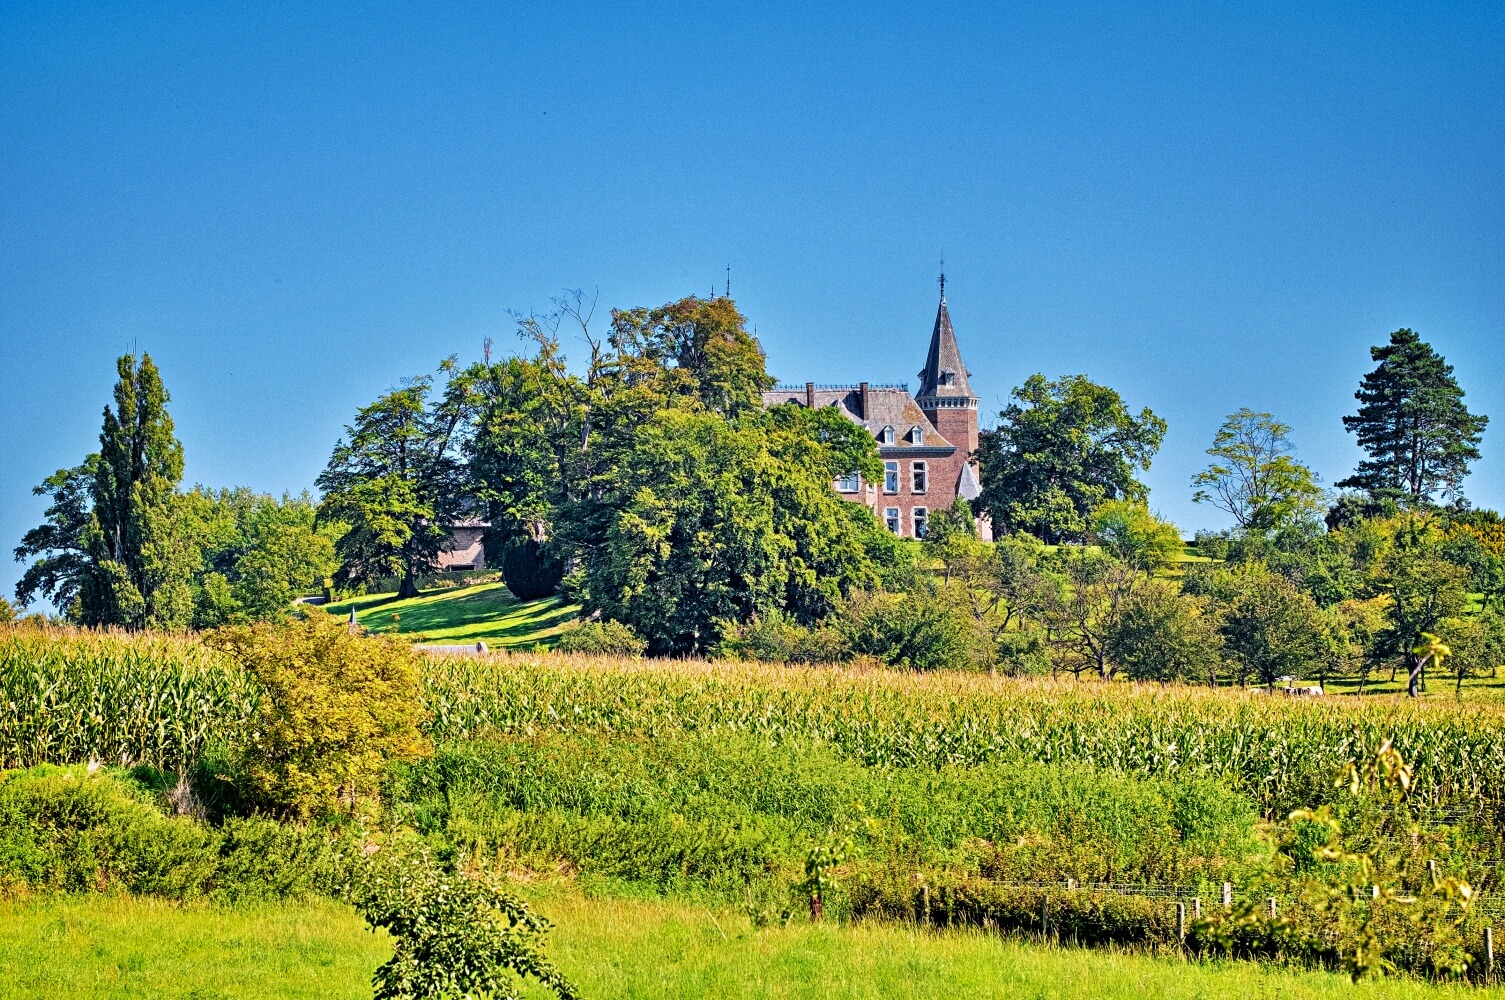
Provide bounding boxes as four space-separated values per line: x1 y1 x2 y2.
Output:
1375 522 1469 697
583 409 893 654
1089 499 1182 572
318 364 474 598
184 488 340 626
15 356 196 628
1105 581 1223 684
608 294 773 417
975 374 1166 543
1040 547 1142 680
1339 329 1487 507
1214 565 1329 688
13 459 98 616
1192 408 1325 532
90 354 196 629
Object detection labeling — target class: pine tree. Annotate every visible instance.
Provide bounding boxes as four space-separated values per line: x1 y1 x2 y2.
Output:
84 354 194 628
1339 329 1487 507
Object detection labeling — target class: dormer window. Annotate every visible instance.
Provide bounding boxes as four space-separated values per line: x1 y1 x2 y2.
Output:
909 426 924 444
939 371 956 386
878 425 895 444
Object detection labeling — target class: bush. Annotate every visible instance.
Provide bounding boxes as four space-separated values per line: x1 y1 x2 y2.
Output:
208 614 430 819
554 620 646 657
837 589 988 670
714 612 851 664
498 536 566 602
0 764 337 901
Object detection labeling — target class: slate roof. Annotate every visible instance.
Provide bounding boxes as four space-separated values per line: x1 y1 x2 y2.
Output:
916 296 977 402
760 384 956 452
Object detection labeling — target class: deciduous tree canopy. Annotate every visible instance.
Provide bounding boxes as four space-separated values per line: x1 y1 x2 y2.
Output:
975 374 1166 544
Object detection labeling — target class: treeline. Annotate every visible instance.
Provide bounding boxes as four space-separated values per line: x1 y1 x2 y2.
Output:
12 297 1498 692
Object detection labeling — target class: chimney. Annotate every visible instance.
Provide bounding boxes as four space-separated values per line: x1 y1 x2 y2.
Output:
859 382 869 419
806 381 816 408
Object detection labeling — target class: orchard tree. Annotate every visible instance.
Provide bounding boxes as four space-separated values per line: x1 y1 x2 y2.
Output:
1375 522 1469 697
1040 547 1142 680
975 374 1166 543
1339 329 1487 507
1192 408 1324 532
1215 565 1329 688
1105 581 1223 684
318 363 474 598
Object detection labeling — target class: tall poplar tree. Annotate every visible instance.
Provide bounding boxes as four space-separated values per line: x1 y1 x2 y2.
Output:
80 354 194 627
1339 329 1487 507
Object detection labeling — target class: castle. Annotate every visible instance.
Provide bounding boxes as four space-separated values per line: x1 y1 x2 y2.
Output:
761 283 986 539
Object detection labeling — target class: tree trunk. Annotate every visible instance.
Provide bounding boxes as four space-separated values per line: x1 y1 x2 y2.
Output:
1406 653 1422 698
398 569 420 599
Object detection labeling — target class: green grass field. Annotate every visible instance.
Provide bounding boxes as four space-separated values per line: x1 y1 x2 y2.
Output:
0 896 389 999
2 891 1497 1000
322 581 579 648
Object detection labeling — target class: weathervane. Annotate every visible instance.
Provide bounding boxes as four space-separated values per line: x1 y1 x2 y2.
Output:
938 255 946 298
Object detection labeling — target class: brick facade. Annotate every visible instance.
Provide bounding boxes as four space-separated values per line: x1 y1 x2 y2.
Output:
762 290 987 540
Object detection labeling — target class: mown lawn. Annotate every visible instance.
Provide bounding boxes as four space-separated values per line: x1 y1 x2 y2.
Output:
322 581 579 648
0 896 388 999
2 891 1499 1000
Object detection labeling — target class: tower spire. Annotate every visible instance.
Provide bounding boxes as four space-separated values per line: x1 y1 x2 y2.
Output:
916 273 975 404
938 255 945 300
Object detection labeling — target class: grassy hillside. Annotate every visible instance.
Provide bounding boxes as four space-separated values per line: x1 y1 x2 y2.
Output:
1 893 1493 1000
322 581 579 648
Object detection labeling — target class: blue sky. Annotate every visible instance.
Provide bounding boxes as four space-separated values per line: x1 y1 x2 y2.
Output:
2 2 1502 606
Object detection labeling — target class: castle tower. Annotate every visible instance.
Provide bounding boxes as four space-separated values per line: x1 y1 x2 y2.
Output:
915 281 979 457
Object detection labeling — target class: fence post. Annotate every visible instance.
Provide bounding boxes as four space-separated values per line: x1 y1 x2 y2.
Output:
1487 926 1495 982
1176 902 1186 944
1041 895 1049 936
921 885 930 927
1193 897 1202 920
1066 877 1076 891
1267 897 1277 920
1427 859 1438 883
1222 882 1232 908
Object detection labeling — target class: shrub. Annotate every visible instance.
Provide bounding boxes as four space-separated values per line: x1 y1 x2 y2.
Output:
498 536 565 602
346 845 578 1000
837 589 988 670
714 612 851 664
554 620 646 657
208 614 430 819
0 764 336 901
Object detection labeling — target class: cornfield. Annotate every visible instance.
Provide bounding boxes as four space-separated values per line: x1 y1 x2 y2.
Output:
424 652 1505 821
8 626 1505 824
0 625 258 771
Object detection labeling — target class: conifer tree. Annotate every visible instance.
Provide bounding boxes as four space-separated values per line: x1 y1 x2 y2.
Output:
1339 329 1487 507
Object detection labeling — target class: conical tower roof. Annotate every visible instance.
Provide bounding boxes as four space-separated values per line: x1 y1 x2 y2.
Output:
916 292 976 402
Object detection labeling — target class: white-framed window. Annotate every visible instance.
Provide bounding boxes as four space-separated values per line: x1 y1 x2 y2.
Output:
835 471 861 493
885 507 901 533
913 507 929 539
909 425 924 444
878 425 895 444
911 461 928 493
883 461 899 493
